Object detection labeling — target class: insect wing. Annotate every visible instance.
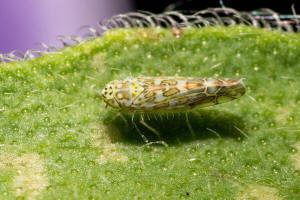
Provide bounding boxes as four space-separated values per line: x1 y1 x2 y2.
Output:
132 77 207 110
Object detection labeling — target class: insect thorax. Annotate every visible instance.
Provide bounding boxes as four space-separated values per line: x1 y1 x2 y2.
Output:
102 78 145 109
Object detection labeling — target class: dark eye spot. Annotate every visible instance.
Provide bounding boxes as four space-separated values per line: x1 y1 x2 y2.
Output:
104 92 107 95
105 88 107 90
109 86 112 89
109 92 112 95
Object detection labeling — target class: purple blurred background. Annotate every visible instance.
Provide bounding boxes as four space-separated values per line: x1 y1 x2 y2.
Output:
1 0 298 54
0 0 134 54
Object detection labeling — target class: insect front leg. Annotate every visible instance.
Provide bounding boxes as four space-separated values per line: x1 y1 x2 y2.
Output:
105 109 128 127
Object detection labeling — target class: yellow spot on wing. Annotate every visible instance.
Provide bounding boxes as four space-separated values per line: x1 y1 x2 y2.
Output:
130 81 144 102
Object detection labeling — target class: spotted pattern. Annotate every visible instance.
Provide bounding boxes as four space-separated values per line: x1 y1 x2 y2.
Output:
102 76 246 113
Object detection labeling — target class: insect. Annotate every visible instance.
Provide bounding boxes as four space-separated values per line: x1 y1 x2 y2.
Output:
102 76 245 143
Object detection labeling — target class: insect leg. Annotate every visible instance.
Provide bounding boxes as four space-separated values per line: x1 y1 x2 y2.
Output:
140 115 160 139
119 112 128 127
105 111 121 124
133 115 168 147
185 112 196 138
139 115 168 147
132 118 149 143
105 110 128 127
139 115 162 140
